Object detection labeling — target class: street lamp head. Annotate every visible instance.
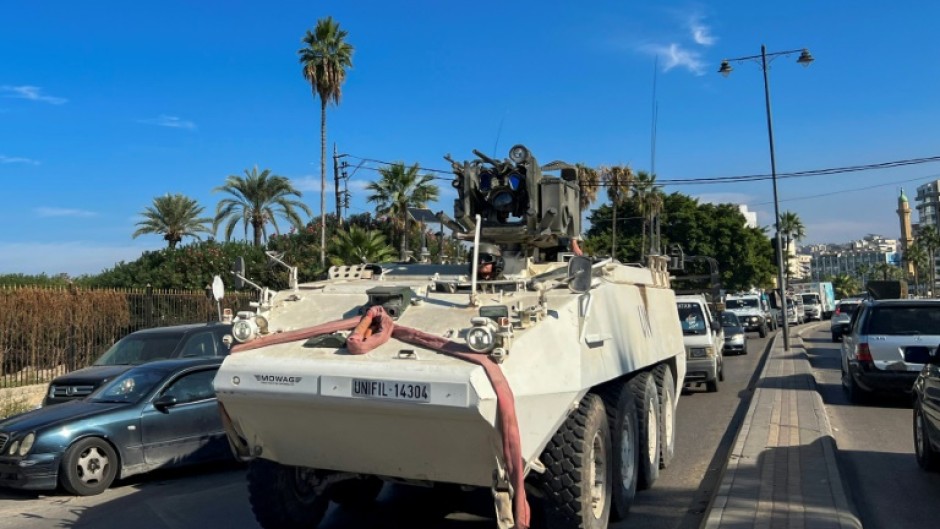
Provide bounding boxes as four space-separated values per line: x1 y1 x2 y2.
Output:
718 60 733 77
796 49 814 67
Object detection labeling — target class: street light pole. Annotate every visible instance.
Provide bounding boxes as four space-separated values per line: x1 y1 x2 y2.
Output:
719 44 814 352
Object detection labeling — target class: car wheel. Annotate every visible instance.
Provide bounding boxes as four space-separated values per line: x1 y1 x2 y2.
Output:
248 459 329 529
914 402 940 472
842 364 868 404
329 476 384 507
758 325 767 338
629 373 661 490
535 393 612 529
718 358 725 382
654 366 676 469
59 437 118 496
831 333 839 343
600 381 638 521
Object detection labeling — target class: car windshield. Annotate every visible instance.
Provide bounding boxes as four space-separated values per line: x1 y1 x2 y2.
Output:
726 298 758 309
94 333 185 366
720 312 740 327
87 368 165 404
801 294 819 304
866 305 940 335
837 303 860 315
677 303 707 334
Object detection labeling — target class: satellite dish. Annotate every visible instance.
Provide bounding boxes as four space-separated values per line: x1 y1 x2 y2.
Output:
212 275 225 301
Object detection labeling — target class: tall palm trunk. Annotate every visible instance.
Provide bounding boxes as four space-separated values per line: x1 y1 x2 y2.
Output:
253 219 263 247
320 99 328 267
611 202 618 259
400 211 408 261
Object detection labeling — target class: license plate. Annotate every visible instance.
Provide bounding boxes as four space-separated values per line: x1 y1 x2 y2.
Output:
352 379 430 403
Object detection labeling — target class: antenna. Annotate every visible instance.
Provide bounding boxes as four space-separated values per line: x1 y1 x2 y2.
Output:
492 110 507 158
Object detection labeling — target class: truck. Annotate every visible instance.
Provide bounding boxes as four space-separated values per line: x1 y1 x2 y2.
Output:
213 145 687 529
724 291 772 337
790 282 836 319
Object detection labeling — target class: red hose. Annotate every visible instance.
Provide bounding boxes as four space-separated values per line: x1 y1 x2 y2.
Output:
228 307 530 529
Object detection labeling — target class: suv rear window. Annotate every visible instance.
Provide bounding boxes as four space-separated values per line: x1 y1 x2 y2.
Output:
837 302 860 315
865 305 940 335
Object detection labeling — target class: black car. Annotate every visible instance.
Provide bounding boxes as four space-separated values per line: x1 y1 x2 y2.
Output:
908 345 940 471
44 322 232 406
720 312 748 355
0 358 231 495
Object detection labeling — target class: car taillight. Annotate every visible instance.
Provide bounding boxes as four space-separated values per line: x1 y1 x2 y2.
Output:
834 307 841 315
855 343 873 362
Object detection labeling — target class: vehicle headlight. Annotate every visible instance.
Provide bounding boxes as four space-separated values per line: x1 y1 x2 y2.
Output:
690 347 709 358
8 440 19 456
18 433 35 456
232 319 258 343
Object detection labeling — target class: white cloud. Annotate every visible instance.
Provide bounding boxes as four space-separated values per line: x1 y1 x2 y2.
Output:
688 17 716 46
35 207 97 218
0 85 67 104
641 43 706 76
290 175 322 194
0 154 39 165
0 241 160 276
139 115 196 130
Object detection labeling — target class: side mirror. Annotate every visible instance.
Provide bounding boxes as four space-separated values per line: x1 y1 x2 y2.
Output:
153 394 178 412
232 257 246 289
567 256 593 294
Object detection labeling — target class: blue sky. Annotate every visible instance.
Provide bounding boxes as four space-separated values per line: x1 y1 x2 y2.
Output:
3 1 939 276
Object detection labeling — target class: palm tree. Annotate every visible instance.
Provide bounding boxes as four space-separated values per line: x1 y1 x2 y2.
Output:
917 225 940 297
213 166 312 246
328 225 397 265
874 262 896 281
778 211 806 281
905 242 928 296
133 194 213 249
298 16 354 267
365 162 439 261
831 273 860 299
855 263 872 285
576 163 600 211
632 171 664 257
599 165 634 259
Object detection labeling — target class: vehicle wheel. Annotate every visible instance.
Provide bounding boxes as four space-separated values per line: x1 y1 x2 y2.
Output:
600 382 638 521
654 366 676 470
535 393 612 529
706 378 719 393
758 325 767 338
914 402 940 472
718 358 725 382
831 333 839 343
248 459 329 529
59 437 118 496
329 476 384 507
841 365 868 404
629 372 660 490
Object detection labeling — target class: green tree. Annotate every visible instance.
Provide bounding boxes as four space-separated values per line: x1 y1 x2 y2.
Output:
631 171 664 258
831 273 861 299
328 225 397 266
778 211 806 281
213 166 312 246
599 165 634 259
132 193 213 249
576 163 600 211
917 225 940 297
365 162 439 261
905 242 929 296
298 16 354 267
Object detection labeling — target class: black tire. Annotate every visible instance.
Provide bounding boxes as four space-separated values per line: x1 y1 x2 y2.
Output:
600 382 638 521
914 402 940 472
535 393 612 529
831 333 839 343
653 366 676 470
329 476 384 508
718 358 725 382
59 437 118 496
706 378 719 393
758 325 767 338
841 364 868 404
629 372 661 491
248 459 329 529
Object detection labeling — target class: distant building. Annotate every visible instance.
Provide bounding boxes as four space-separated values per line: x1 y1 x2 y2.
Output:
915 181 940 291
808 234 900 283
738 205 758 229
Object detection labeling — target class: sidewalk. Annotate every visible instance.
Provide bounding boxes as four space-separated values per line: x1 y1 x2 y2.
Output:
702 328 863 529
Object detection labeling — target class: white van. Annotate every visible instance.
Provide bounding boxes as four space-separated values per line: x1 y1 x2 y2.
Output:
676 294 724 392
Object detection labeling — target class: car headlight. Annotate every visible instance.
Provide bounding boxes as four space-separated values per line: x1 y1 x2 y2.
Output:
232 319 258 343
8 440 19 456
690 347 711 358
18 433 35 456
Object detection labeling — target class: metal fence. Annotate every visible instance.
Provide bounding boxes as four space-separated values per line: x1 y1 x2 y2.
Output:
0 285 255 388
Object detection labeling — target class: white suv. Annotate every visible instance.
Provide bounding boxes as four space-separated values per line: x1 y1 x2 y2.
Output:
676 295 724 392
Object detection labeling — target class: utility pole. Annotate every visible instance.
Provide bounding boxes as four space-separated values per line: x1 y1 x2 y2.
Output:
333 143 343 226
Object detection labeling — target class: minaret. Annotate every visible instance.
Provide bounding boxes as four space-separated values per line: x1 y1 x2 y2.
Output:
898 188 914 275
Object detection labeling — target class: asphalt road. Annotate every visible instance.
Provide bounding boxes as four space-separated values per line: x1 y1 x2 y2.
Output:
804 323 940 529
0 332 775 529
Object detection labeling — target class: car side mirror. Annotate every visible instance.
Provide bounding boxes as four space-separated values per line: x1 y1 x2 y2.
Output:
153 394 178 412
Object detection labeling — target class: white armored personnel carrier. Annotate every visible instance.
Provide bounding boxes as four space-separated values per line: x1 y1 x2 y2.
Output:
214 145 686 529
